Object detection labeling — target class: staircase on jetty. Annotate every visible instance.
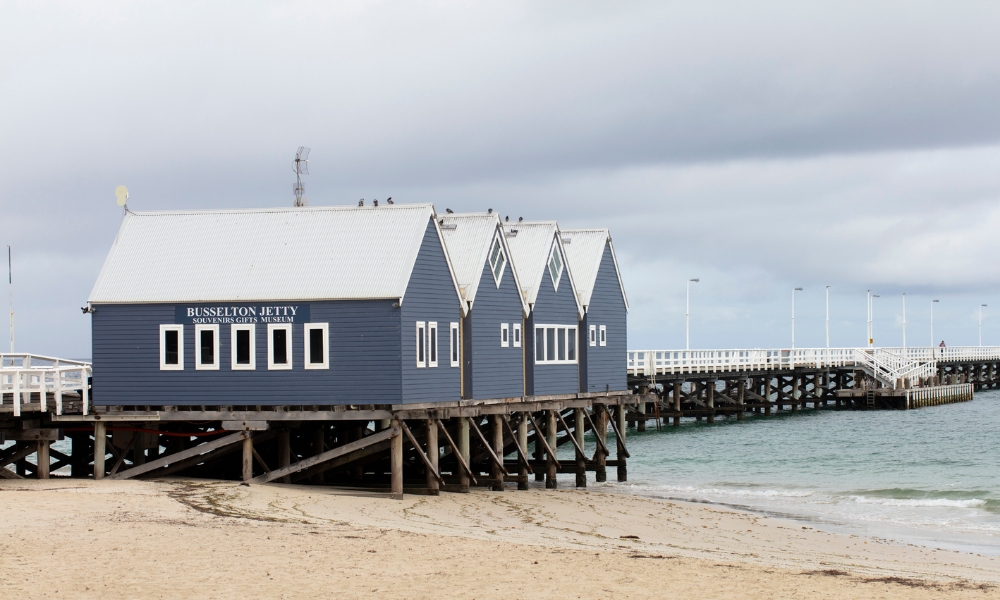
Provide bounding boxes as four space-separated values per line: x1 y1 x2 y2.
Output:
625 346 995 426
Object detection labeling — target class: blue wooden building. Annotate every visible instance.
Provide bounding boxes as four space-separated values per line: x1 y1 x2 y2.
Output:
502 221 583 396
86 204 466 406
439 213 528 400
560 229 629 393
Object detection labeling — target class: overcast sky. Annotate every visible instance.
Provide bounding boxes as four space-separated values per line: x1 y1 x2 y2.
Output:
3 1 1000 358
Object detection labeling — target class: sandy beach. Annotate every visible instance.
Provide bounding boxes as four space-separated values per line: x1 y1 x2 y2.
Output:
1 479 997 599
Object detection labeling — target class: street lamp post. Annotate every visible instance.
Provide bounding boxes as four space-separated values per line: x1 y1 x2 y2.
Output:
792 287 803 348
686 278 699 350
902 293 907 349
866 290 872 348
931 299 939 349
980 304 988 347
871 294 880 347
825 286 830 350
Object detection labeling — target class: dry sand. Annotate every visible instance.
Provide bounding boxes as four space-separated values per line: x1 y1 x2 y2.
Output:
1 479 998 598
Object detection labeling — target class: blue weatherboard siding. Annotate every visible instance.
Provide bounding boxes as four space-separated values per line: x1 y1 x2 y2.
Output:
91 300 401 406
467 251 525 400
530 244 581 395
583 242 627 392
399 220 463 404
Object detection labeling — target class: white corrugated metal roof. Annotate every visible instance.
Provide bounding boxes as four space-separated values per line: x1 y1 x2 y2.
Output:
560 228 628 312
89 204 464 309
502 221 582 317
438 213 527 313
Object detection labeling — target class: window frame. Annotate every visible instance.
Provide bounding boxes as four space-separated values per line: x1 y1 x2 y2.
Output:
267 323 293 370
159 324 184 371
488 234 506 287
194 324 220 371
304 322 329 370
512 323 521 348
428 321 438 368
449 322 460 367
589 324 597 347
533 324 578 365
500 323 509 348
599 325 607 347
416 321 426 368
230 324 256 371
547 243 563 290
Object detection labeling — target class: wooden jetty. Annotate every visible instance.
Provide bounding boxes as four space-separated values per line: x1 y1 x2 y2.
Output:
1 353 641 494
625 346 995 426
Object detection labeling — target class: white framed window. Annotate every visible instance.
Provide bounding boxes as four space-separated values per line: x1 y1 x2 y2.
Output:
547 243 563 290
304 323 329 370
416 321 426 368
589 325 597 347
501 323 509 347
428 321 439 367
449 322 460 367
159 324 184 371
194 324 220 370
599 325 607 347
231 324 256 370
534 324 577 365
488 235 506 287
513 323 521 348
267 323 293 370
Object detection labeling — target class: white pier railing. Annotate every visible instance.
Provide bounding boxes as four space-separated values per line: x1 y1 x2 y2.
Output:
0 353 92 417
627 346 1000 389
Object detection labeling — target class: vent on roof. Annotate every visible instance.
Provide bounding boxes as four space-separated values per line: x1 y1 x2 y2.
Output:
561 237 572 244
439 219 457 230
505 229 518 237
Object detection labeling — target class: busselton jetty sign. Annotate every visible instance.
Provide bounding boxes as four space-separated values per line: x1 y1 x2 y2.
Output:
175 304 311 325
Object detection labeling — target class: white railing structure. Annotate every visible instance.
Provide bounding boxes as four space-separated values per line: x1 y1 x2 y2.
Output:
0 353 91 417
627 346 1000 390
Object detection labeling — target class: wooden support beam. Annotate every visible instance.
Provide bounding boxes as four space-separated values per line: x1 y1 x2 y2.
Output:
436 419 477 485
516 413 529 490
501 415 533 475
491 415 504 491
277 428 291 484
0 466 23 479
390 419 403 499
615 405 627 482
574 408 586 488
110 431 247 480
0 443 35 469
525 412 559 471
466 417 509 479
554 410 586 458
400 421 444 486
108 433 138 477
546 410 557 489
582 408 610 457
253 427 396 485
425 419 439 494
251 447 271 474
94 422 106 480
594 405 608 482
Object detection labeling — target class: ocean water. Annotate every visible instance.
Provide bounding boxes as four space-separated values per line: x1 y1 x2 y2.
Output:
602 389 1000 554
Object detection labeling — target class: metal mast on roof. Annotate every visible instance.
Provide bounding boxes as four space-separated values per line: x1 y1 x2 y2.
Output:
7 245 13 352
293 146 310 207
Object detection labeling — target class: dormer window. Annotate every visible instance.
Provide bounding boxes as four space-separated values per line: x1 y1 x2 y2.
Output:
489 235 506 287
548 243 563 290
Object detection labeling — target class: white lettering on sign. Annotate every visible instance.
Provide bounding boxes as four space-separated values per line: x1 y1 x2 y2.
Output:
176 305 309 324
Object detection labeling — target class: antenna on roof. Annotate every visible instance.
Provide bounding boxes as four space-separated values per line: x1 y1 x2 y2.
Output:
115 185 129 208
7 245 13 352
293 146 310 207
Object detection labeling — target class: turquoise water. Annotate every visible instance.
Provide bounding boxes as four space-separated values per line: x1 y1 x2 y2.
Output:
604 390 1000 554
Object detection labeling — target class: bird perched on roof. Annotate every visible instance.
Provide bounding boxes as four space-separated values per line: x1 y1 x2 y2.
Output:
487 208 493 213
358 199 364 207
505 216 509 222
518 216 523 222
386 197 393 204
445 208 454 214
374 199 379 207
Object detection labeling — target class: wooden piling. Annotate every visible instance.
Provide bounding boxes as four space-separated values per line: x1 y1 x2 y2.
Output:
517 413 529 490
545 410 558 489
764 378 772 415
94 421 106 480
637 401 646 432
737 379 745 421
707 381 715 424
595 405 608 482
390 418 403 499
36 440 50 479
310 424 325 484
616 405 627 482
426 419 440 494
673 381 681 426
574 408 586 488
241 434 253 483
491 415 504 492
457 417 470 491
277 428 291 484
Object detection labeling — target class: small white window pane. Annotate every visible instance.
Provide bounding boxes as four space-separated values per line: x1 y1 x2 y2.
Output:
535 327 545 364
590 325 597 346
568 327 577 361
557 327 566 361
501 323 509 347
429 322 438 367
600 325 607 347
450 322 460 367
513 323 521 348
416 322 426 367
546 327 556 361
267 324 293 370
160 324 184 371
304 323 329 370
195 324 219 370
231 324 256 370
